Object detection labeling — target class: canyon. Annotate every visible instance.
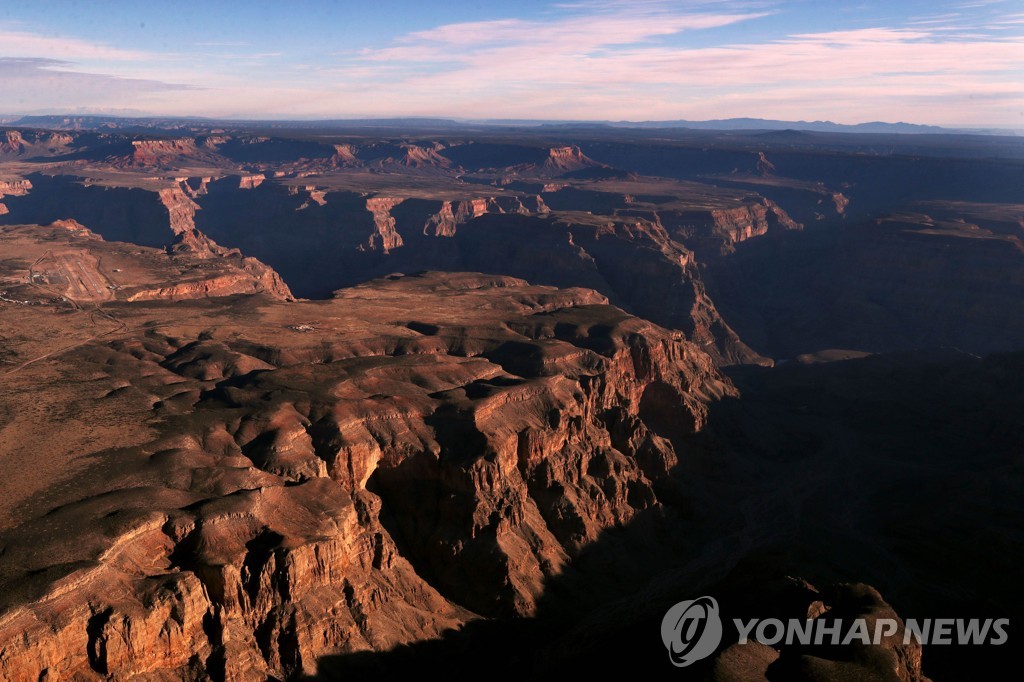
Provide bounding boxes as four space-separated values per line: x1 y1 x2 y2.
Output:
0 121 1022 680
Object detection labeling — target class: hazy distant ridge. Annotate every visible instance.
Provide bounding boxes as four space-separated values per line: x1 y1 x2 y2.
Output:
3 114 1018 136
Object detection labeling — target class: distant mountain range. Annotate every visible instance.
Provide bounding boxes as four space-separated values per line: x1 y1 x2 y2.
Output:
619 118 955 134
492 117 1019 136
2 114 1018 136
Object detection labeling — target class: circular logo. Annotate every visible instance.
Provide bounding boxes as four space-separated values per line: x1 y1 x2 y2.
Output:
660 596 723 667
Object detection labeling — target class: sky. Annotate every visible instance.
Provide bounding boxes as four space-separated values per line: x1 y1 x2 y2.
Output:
1 0 1022 127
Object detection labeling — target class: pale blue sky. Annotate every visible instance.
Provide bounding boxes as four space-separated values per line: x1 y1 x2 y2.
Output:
1 0 1021 125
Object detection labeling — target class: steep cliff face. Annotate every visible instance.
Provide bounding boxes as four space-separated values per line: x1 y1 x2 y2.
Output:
158 185 203 239
0 269 731 680
158 184 234 259
658 198 802 256
756 151 777 176
0 166 785 364
0 130 70 157
0 174 291 301
419 196 557 237
295 186 327 209
150 183 291 299
399 143 452 169
364 197 406 251
0 130 818 364
332 143 359 164
172 179 765 362
542 145 600 174
0 178 31 215
832 192 849 214
203 135 231 149
0 178 32 198
703 209 1024 358
547 215 766 365
125 138 204 167
422 199 487 236
176 176 212 198
238 174 266 190
46 218 95 237
2 126 1021 679
1 130 24 155
121 261 292 301
358 194 554 248
0 174 177 248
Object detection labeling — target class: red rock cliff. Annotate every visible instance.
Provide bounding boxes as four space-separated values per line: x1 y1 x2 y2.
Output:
0 272 731 680
364 197 406 252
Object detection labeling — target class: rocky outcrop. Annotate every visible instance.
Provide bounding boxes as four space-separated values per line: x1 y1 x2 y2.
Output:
545 145 586 169
769 583 926 682
0 178 31 216
658 198 802 256
332 143 359 164
177 180 768 363
521 194 550 213
239 174 265 190
542 145 602 175
547 214 766 365
399 143 451 169
151 183 294 299
423 199 487 236
176 176 212 198
0 178 32 198
0 131 815 364
832 192 849 214
203 135 231 149
158 184 217 256
420 196 550 237
704 580 927 682
364 197 405 252
110 138 225 169
130 138 198 167
756 151 777 176
702 205 774 243
1 130 24 155
296 186 327 210
0 268 731 680
122 263 291 301
0 130 70 158
47 218 96 238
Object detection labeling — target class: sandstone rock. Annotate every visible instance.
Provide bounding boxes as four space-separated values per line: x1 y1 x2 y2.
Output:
239 174 266 190
0 178 32 199
0 247 733 679
543 145 601 174
365 196 405 252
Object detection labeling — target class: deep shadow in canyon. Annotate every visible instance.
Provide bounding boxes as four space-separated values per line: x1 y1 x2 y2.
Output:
310 349 1023 681
1 123 1022 680
4 131 1024 365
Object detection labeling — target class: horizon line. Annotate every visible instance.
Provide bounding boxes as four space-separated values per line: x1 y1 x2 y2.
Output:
2 112 1021 135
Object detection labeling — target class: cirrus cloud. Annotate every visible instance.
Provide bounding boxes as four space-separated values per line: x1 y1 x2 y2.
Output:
0 1 1021 127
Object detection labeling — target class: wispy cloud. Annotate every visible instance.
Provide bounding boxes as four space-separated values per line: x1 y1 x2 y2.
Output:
0 1 1021 126
366 7 772 63
907 13 962 26
553 0 776 10
309 12 1023 125
193 40 251 47
0 58 194 112
0 30 154 62
954 0 1006 8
